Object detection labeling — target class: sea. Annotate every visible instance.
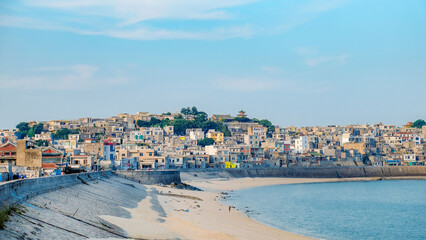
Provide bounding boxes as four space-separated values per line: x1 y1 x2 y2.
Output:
225 180 426 240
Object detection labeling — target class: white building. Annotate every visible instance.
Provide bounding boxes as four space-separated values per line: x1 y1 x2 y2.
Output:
186 128 204 141
294 136 309 153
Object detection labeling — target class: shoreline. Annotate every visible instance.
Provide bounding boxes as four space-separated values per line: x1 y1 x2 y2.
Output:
99 175 426 240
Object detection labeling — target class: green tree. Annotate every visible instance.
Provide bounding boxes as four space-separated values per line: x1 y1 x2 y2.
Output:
34 123 44 134
259 119 272 128
234 117 251 122
36 140 49 147
27 128 35 138
180 107 191 115
52 128 72 140
195 112 208 123
411 119 426 128
172 119 192 135
222 126 232 137
191 106 199 115
197 138 215 147
16 122 30 137
160 118 170 128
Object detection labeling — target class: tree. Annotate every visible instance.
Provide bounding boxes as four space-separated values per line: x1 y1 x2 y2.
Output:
411 119 426 129
172 119 191 135
160 118 170 128
201 121 219 133
180 107 191 115
195 112 208 123
234 117 251 122
52 128 73 140
36 140 49 147
33 123 44 134
259 119 272 128
27 128 35 138
222 126 232 137
191 106 199 115
16 122 30 137
197 138 215 147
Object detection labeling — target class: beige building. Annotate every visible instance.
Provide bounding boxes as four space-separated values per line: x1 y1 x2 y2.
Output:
117 147 165 168
206 130 224 143
16 140 42 168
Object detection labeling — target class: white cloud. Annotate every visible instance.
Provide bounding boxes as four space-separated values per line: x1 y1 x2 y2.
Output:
214 78 281 92
296 47 349 67
305 54 349 67
260 66 283 74
1 0 350 40
97 24 257 40
24 0 257 22
213 75 331 93
0 65 130 90
301 0 349 13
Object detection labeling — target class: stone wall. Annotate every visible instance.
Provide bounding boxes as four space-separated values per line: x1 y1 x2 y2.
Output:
114 170 181 185
180 166 426 178
0 171 112 208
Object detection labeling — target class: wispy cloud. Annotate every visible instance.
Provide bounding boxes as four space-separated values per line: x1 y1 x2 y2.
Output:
260 66 283 74
214 77 281 92
213 76 330 93
0 65 131 90
296 47 349 67
305 54 348 67
1 0 350 40
301 0 349 13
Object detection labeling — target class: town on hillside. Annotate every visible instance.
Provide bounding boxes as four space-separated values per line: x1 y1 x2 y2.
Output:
0 107 425 181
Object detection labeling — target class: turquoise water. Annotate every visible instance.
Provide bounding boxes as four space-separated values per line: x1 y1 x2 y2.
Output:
225 180 426 240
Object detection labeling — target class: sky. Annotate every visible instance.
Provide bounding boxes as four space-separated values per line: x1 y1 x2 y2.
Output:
0 0 425 129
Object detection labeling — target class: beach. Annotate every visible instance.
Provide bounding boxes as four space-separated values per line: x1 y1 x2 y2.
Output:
1 173 425 240
101 174 404 240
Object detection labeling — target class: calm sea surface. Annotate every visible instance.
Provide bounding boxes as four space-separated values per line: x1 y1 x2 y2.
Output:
225 180 426 240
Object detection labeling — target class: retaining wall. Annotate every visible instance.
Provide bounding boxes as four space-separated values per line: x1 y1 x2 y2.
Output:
180 166 426 178
0 171 112 208
114 170 181 185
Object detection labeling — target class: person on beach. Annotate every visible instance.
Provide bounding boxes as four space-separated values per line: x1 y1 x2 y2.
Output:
229 206 231 212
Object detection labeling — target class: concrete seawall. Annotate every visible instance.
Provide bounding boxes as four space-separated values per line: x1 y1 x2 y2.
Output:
0 171 112 208
180 166 426 178
114 170 181 185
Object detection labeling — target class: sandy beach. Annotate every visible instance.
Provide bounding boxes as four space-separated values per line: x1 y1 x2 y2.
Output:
101 175 402 240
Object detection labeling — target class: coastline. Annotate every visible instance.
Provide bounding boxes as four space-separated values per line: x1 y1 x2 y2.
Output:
100 175 426 240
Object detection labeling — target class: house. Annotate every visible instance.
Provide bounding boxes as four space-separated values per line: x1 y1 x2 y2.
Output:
16 140 42 168
294 136 309 153
210 114 233 122
41 146 64 169
103 140 117 167
206 130 224 143
186 128 204 141
244 134 261 146
247 126 267 140
0 142 16 178
0 142 17 166
70 154 95 170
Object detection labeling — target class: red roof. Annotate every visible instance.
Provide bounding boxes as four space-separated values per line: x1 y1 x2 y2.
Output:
0 143 16 152
43 149 57 154
42 163 57 169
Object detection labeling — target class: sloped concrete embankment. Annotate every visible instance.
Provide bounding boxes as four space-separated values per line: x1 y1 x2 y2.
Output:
181 166 426 178
0 171 112 208
114 170 181 184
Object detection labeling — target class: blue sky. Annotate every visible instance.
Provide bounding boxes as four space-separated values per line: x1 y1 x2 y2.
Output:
1 0 425 129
